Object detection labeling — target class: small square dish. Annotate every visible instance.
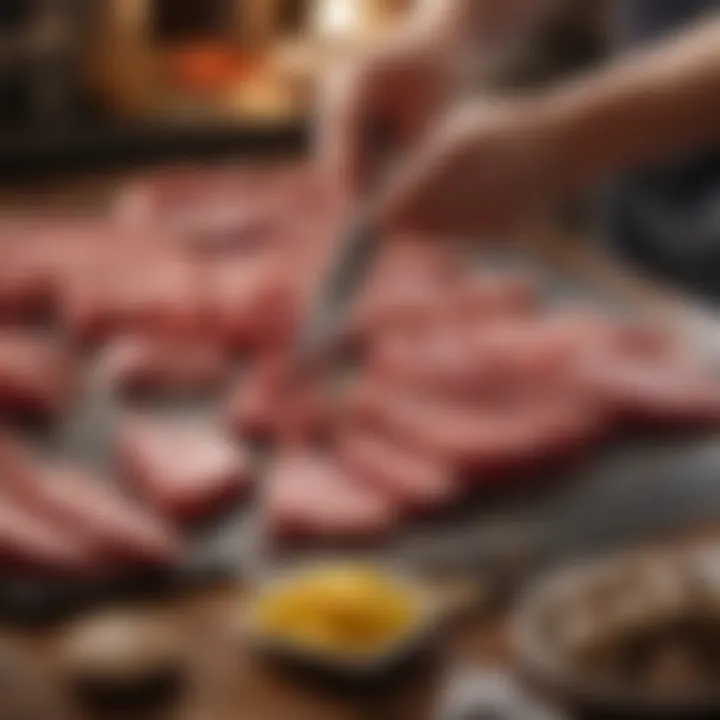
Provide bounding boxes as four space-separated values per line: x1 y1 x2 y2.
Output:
243 561 441 685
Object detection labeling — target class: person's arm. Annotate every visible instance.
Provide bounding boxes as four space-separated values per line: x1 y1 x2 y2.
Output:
318 0 556 197
542 12 720 192
411 0 554 49
377 12 720 237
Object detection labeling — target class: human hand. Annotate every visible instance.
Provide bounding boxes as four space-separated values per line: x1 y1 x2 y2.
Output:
317 25 457 198
377 97 562 238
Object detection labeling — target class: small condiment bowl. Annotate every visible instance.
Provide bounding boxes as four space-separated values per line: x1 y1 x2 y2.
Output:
512 547 720 719
244 562 442 688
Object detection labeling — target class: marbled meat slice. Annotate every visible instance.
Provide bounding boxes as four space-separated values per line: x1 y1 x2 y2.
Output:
368 328 491 397
113 165 329 253
579 356 720 427
112 166 277 228
0 496 93 574
265 450 397 540
37 465 181 565
208 255 298 353
100 335 229 397
62 254 207 345
337 430 455 512
0 241 55 322
0 333 74 421
224 355 335 443
0 436 179 566
116 416 252 521
349 381 607 478
347 236 459 344
451 271 539 324
223 360 281 440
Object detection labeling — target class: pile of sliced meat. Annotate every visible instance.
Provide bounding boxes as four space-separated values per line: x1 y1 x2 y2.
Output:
2 162 720 575
245 283 720 542
0 420 253 578
0 434 179 575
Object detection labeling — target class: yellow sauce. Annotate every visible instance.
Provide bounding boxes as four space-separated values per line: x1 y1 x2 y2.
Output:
252 564 421 655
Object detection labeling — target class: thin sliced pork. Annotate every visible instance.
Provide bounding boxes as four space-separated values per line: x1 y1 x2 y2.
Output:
337 430 455 512
265 450 396 541
116 416 253 521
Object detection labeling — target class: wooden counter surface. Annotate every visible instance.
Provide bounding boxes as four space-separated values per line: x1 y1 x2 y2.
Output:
6 525 718 720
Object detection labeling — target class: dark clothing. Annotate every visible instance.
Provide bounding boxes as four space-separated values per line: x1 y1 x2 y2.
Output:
605 0 720 299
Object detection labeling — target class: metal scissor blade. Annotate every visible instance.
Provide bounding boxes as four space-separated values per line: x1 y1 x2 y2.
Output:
293 210 381 366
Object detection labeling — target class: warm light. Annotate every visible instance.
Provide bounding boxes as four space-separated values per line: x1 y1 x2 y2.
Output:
313 0 363 39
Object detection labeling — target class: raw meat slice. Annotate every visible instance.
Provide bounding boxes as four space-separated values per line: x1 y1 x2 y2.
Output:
350 282 446 345
116 416 252 521
100 335 229 397
0 242 55 322
369 317 591 403
368 329 489 397
264 450 396 540
112 165 328 249
453 272 539 324
468 320 585 394
0 333 74 420
347 236 459 344
112 166 272 227
349 382 607 477
0 436 179 566
174 205 285 256
224 362 281 440
62 254 207 345
579 357 720 428
372 236 460 285
224 355 335 443
37 466 181 565
0 496 93 574
337 430 455 511
0 217 120 304
208 255 298 353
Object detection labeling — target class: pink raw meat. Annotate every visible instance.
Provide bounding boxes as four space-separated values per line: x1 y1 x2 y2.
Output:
38 465 180 566
351 282 447 345
0 435 179 567
208 255 298 353
0 241 55 322
265 450 396 541
112 166 271 227
112 165 330 251
337 430 455 512
116 416 252 521
579 356 720 428
350 381 607 477
224 355 335 443
0 496 93 575
0 333 74 420
100 335 229 397
224 361 281 440
452 272 539 324
368 328 489 397
62 254 207 345
173 205 286 256
347 236 459 344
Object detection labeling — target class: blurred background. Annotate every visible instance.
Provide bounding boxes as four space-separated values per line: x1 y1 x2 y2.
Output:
0 0 608 178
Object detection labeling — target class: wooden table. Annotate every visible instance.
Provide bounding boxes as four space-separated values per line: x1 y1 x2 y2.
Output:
5 524 717 720
5 580 506 720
